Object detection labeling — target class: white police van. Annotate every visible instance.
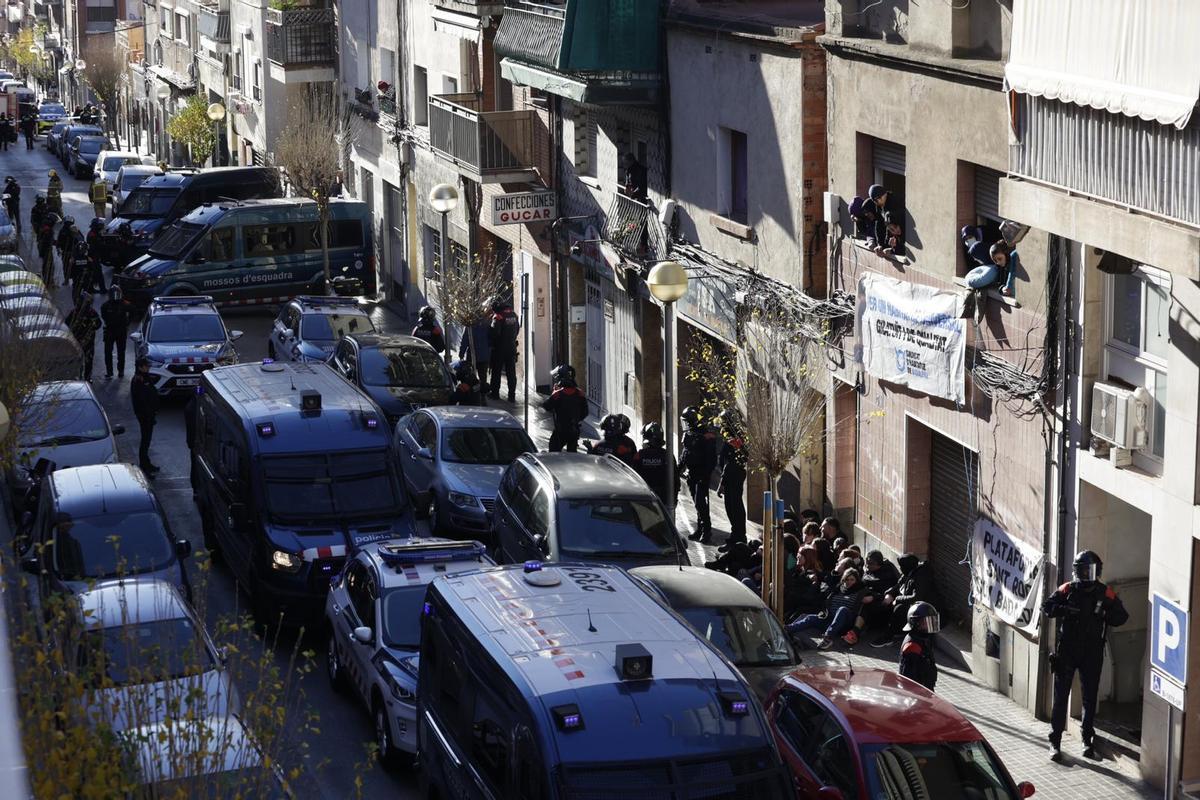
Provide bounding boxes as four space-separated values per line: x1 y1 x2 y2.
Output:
417 561 792 799
324 538 492 767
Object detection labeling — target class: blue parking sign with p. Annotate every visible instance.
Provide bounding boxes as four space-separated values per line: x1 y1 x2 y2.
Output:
1151 593 1188 685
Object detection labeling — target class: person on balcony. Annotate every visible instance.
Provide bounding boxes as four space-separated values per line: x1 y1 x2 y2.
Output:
622 153 648 201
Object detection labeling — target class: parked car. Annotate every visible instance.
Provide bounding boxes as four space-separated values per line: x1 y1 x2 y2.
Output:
327 334 453 426
20 464 193 602
766 667 1036 799
325 538 492 765
267 295 375 363
492 452 689 568
68 579 235 734
58 124 103 164
631 565 801 700
0 206 18 253
95 149 144 195
129 295 241 395
7 381 124 498
111 164 161 212
46 119 74 155
36 101 67 134
394 406 535 535
67 134 109 178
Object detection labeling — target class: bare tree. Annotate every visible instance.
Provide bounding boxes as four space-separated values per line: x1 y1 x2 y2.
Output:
275 86 358 290
82 43 126 148
433 243 510 366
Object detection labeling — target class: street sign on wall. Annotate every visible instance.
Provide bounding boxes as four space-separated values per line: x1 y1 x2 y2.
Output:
1151 593 1188 684
1150 669 1185 711
492 191 557 226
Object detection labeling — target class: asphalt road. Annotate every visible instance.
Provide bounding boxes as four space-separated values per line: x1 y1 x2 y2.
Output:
13 138 420 796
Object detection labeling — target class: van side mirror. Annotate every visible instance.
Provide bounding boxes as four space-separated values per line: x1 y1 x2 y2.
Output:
175 539 192 559
352 626 373 644
283 328 295 341
129 331 142 343
416 447 433 460
229 330 243 341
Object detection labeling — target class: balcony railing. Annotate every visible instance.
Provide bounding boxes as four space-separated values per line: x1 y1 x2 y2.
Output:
196 5 230 44
429 93 536 181
605 193 668 261
493 2 565 71
265 7 335 67
1012 93 1200 227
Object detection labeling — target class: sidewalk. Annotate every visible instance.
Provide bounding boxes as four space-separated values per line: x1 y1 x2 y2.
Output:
364 300 1153 800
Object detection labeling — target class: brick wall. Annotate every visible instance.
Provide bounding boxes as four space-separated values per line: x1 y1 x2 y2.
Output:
800 45 829 295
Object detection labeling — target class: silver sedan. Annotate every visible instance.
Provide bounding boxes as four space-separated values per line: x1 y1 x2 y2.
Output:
393 407 536 537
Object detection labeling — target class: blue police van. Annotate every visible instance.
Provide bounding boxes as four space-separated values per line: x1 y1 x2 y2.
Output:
192 361 414 624
417 562 793 799
116 198 376 308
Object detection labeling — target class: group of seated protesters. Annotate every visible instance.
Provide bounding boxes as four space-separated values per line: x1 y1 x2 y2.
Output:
706 510 937 651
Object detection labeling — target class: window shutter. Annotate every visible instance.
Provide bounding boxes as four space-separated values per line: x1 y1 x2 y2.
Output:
872 139 906 175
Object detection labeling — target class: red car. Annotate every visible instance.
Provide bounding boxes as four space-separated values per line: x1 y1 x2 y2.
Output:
765 667 1036 800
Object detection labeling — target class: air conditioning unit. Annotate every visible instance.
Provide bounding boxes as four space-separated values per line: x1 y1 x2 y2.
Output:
1090 382 1150 452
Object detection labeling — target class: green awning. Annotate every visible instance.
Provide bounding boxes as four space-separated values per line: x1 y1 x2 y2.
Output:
500 59 588 103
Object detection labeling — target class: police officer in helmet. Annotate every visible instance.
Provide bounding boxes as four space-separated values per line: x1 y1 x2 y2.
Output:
543 364 588 452
898 601 939 691
411 305 446 356
1044 550 1129 761
585 413 637 465
679 406 718 543
449 359 485 406
715 408 748 546
634 422 679 510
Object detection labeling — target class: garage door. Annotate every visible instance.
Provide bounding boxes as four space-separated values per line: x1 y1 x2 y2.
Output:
929 433 978 626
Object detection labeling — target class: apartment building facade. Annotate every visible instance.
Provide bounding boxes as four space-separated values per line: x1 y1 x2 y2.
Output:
1000 2 1200 789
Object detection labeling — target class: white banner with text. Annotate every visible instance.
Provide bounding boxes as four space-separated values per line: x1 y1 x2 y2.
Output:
970 518 1044 635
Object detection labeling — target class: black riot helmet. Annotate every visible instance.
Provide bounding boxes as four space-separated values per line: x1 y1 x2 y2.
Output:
1072 550 1102 585
681 406 703 430
600 413 630 437
551 364 576 386
904 601 941 634
641 422 664 448
418 305 437 324
717 407 744 437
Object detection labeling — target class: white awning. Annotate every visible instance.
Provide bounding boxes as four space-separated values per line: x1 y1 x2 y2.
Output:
1005 0 1200 130
432 8 481 42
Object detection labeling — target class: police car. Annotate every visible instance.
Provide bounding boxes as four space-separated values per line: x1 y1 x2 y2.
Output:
325 538 492 767
267 295 376 363
418 561 792 799
130 296 241 395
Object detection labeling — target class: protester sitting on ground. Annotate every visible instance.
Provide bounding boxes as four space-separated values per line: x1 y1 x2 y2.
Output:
859 550 902 630
834 545 863 576
706 539 761 581
814 538 836 573
801 508 821 525
787 568 869 650
801 521 821 545
743 564 764 594
871 553 936 648
786 545 832 618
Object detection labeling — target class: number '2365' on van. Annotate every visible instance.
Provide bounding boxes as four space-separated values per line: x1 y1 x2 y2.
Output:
115 198 376 307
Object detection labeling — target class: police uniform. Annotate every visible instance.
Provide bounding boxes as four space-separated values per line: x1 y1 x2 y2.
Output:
411 320 446 355
488 305 521 401
635 445 679 508
544 384 588 452
717 436 748 544
65 303 101 380
680 425 718 540
588 434 638 466
131 369 160 473
1044 578 1129 752
898 633 937 691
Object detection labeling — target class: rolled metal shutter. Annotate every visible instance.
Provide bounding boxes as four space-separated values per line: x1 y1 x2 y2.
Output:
929 433 978 627
974 166 1003 221
872 139 906 175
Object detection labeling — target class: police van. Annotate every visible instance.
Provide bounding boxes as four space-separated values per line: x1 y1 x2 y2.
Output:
418 562 792 799
116 198 375 308
192 361 414 624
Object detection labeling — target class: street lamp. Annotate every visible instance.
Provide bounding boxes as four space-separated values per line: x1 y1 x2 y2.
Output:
646 260 689 522
428 182 459 358
206 102 226 166
155 84 170 102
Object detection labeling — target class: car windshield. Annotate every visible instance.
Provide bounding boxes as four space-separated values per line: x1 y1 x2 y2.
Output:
82 617 213 687
360 346 447 388
51 123 68 135
262 450 404 523
102 156 139 172
16 398 109 447
150 223 205 258
40 104 65 116
80 139 104 154
53 510 175 580
381 586 424 649
147 314 225 344
862 741 1019 800
678 605 795 668
299 312 374 342
557 499 676 557
121 172 151 190
441 426 534 465
122 188 180 218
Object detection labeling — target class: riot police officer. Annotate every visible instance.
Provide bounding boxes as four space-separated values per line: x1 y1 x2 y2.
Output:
585 414 637 465
898 601 939 692
1044 550 1129 761
634 422 678 510
488 299 521 402
544 364 588 452
449 359 485 406
679 406 718 543
411 306 446 355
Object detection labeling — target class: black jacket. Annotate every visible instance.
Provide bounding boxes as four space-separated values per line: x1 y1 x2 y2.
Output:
680 426 718 476
889 555 934 604
543 385 588 434
863 559 900 599
451 377 485 406
65 306 100 344
1043 580 1129 663
717 438 748 492
489 308 521 358
131 373 160 421
899 633 938 691
587 434 637 466
411 321 446 355
99 298 131 335
635 445 679 506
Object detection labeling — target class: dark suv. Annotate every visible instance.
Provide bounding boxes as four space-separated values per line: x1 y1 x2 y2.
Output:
492 452 688 568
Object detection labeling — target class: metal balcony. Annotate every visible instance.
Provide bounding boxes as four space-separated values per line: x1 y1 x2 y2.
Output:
428 93 538 184
433 0 505 16
196 4 230 48
1011 93 1200 227
265 7 336 82
605 193 668 261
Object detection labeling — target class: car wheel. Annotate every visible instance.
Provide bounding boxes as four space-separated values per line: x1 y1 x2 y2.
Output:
410 490 429 520
374 696 402 769
249 570 280 630
327 632 347 693
267 340 276 359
